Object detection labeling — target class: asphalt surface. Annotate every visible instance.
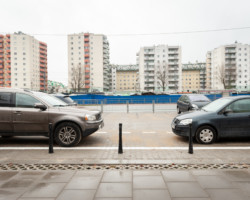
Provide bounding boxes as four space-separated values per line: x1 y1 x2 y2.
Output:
1 112 250 148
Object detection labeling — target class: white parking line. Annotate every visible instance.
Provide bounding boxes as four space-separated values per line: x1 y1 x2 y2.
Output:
142 132 156 134
96 131 107 134
1 147 250 150
123 132 131 134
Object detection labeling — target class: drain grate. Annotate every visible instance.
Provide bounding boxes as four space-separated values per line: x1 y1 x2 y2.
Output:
0 163 249 171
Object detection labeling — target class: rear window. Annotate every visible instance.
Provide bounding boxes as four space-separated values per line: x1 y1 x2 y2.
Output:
0 92 12 107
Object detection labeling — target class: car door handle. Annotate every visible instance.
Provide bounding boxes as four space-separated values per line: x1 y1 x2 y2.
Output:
14 111 22 115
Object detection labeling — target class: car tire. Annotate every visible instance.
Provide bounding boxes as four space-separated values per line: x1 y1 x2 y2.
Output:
54 122 82 147
195 126 216 144
177 107 181 114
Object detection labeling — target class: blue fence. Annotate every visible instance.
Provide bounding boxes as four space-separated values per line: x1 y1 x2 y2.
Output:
70 94 222 105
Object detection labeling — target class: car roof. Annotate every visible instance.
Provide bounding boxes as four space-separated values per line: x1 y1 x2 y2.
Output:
0 88 33 94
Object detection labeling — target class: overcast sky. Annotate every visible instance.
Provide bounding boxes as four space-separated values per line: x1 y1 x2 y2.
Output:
1 0 250 85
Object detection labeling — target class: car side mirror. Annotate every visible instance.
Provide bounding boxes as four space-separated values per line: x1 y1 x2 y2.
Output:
34 103 47 111
223 109 233 115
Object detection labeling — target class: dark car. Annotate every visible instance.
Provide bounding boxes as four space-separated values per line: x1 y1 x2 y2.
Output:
172 96 250 144
177 94 211 114
52 94 77 106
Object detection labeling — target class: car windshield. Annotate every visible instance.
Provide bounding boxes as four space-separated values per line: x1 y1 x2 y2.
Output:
34 92 68 107
202 98 232 112
61 96 75 104
189 95 210 102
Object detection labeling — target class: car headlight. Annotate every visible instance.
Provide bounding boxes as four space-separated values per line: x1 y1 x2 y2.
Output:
179 119 192 125
191 104 198 109
85 114 96 121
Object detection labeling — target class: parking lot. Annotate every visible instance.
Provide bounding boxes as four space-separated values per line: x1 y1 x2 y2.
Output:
1 111 250 148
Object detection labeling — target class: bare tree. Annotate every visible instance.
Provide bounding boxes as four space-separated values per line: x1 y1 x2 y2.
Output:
218 64 236 89
70 64 84 92
156 67 168 92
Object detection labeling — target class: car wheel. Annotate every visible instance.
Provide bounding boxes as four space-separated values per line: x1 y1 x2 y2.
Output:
195 126 216 144
54 122 82 147
177 107 181 114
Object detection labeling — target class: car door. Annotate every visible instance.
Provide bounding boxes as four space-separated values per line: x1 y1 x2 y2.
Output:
13 92 49 134
0 92 14 133
219 98 250 137
182 96 190 112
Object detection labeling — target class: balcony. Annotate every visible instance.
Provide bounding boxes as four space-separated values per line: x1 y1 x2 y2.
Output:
85 80 90 84
84 44 89 47
85 70 90 73
85 85 90 89
85 54 90 58
40 69 45 72
85 75 90 78
6 50 11 53
84 49 89 52
84 64 90 68
84 38 89 42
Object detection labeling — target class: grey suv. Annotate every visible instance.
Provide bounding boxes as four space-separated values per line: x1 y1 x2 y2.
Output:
0 88 104 147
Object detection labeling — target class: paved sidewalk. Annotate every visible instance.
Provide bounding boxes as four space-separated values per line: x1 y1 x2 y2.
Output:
1 149 250 164
1 169 250 200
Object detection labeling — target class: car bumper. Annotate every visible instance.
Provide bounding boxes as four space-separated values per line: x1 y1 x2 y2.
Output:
83 119 104 136
172 123 190 137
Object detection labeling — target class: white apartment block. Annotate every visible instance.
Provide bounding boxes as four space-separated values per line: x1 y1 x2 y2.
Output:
68 33 110 92
206 42 250 91
0 32 48 91
136 45 182 92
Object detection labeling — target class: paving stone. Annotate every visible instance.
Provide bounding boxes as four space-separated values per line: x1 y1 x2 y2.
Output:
167 182 209 198
133 189 171 200
162 171 195 182
57 190 96 200
41 171 74 182
19 198 54 200
102 171 132 182
0 171 18 182
96 183 132 198
222 171 250 181
196 175 234 189
0 189 24 200
206 188 249 200
172 198 210 200
0 178 34 189
22 182 66 198
133 170 162 176
66 176 101 189
232 181 250 196
133 176 166 189
95 198 131 200
191 170 223 176
75 171 104 176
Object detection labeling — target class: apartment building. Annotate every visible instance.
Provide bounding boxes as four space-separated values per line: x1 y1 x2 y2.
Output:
182 62 206 92
68 33 110 92
0 32 47 91
110 64 138 92
206 42 250 91
136 45 182 92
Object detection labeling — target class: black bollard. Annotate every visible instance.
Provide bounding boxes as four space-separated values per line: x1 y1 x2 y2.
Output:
188 123 193 154
49 123 54 154
118 123 123 154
